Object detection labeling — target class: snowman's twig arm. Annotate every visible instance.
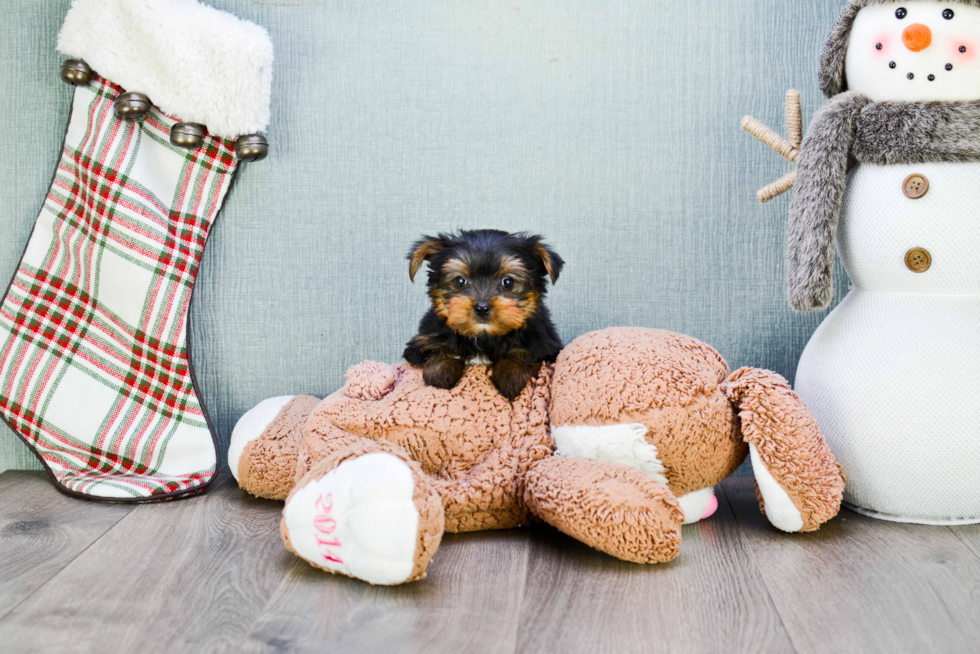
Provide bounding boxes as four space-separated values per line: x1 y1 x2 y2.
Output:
741 117 798 162
741 89 803 202
787 92 869 311
787 90 802 149
759 170 797 204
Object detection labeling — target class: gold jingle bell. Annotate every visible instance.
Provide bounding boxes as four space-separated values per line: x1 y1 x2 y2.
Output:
113 92 152 121
171 123 205 149
60 59 93 86
234 134 269 162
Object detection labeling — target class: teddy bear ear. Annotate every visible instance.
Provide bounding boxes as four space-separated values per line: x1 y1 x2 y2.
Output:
408 236 444 282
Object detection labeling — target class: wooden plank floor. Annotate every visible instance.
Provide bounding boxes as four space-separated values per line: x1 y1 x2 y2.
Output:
1 472 978 654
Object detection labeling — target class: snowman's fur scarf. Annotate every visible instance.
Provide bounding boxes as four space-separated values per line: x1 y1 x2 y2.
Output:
821 0 980 97
788 92 980 310
788 92 866 311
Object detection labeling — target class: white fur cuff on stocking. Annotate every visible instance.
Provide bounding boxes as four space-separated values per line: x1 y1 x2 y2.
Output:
57 0 274 138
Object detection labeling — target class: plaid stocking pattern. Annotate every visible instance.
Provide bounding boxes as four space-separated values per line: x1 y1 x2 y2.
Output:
0 77 238 500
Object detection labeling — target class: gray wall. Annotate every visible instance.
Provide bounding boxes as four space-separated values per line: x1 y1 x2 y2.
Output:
0 0 848 473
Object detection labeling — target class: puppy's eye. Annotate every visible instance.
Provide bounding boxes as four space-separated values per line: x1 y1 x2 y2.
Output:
501 277 515 291
454 276 467 289
896 7 907 18
943 8 954 19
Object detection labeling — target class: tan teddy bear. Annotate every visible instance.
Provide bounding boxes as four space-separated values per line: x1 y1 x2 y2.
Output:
229 327 844 585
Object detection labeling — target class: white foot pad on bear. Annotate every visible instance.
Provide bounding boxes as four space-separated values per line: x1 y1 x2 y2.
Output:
283 452 421 585
749 443 804 532
678 487 719 524
228 395 295 482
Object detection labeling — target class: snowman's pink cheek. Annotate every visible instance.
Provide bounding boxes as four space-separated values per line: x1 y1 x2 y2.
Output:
873 34 892 56
951 39 977 62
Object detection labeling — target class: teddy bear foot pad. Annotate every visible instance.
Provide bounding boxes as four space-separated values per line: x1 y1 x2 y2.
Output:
282 453 426 585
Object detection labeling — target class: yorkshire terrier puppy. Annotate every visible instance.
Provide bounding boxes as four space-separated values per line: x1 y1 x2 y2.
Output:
403 229 564 400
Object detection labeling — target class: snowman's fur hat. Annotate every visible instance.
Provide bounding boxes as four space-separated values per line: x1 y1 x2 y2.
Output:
820 0 980 97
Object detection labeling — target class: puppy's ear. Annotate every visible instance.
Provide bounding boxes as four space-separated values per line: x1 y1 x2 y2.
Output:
533 241 564 284
408 236 443 282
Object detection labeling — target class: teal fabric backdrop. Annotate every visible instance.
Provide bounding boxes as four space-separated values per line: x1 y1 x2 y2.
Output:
0 0 849 473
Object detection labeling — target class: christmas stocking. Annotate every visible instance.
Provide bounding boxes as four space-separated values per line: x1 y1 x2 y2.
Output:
0 0 273 500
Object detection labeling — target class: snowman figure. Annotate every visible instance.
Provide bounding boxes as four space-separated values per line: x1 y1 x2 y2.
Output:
772 0 980 524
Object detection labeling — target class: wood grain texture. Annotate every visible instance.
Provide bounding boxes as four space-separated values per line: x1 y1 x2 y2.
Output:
0 474 291 653
4 473 980 652
949 525 980 563
241 529 530 654
515 483 793 654
723 477 980 654
0 471 132 620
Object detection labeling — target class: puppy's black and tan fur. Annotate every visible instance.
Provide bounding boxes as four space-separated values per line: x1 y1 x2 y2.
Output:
403 230 564 400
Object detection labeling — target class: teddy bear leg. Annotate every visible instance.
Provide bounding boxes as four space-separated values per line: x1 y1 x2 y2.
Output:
230 395 322 500
677 487 719 525
551 422 720 525
281 440 445 585
522 456 685 563
723 367 846 532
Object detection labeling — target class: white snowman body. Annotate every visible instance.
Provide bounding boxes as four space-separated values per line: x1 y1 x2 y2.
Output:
794 1 980 523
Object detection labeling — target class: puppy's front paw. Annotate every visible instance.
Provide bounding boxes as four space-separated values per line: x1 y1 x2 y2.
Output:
423 355 465 389
491 359 531 400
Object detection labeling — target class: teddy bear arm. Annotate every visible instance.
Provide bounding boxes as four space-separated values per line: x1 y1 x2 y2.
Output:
723 367 846 532
521 456 685 564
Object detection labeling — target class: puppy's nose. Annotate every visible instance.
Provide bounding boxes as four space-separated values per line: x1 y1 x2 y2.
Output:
903 23 932 52
474 302 491 317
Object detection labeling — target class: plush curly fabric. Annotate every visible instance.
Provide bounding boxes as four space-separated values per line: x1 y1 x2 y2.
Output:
302 362 554 532
551 327 745 496
234 327 845 584
723 367 845 531
523 456 684 563
238 395 320 501
282 440 445 584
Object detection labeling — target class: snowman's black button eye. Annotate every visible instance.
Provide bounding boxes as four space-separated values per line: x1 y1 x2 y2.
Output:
928 74 936 81
876 43 883 50
896 7 908 18
908 72 915 79
961 46 968 53
943 8 955 19
889 61 897 68
947 63 954 71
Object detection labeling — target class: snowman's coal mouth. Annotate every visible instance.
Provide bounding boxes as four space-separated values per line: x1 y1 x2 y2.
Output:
888 61 950 81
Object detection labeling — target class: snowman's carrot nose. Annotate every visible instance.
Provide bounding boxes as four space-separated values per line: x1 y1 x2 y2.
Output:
903 23 933 52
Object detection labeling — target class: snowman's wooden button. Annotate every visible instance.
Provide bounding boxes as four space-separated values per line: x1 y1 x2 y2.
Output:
902 174 929 199
904 247 932 273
